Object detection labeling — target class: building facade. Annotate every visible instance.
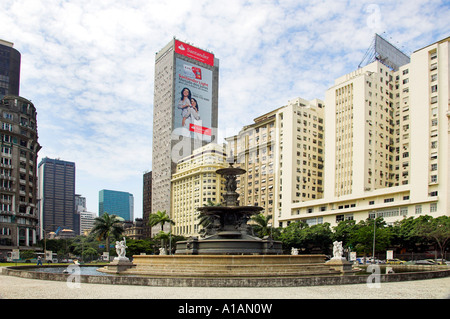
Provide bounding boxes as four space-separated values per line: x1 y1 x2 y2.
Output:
80 210 96 236
38 157 76 237
171 143 227 237
278 36 450 227
99 189 134 222
123 218 145 240
142 171 152 238
151 38 219 234
226 97 325 221
0 39 21 100
0 95 40 256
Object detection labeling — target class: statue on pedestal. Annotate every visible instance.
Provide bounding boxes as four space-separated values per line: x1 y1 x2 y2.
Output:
114 237 129 261
332 241 344 259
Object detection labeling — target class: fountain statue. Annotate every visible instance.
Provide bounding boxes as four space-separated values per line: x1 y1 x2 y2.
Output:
175 163 282 255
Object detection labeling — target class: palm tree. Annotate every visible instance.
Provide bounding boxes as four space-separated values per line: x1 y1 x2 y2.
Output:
90 212 124 253
148 210 175 232
251 213 273 238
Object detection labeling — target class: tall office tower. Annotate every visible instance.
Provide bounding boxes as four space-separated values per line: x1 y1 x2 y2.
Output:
151 39 219 233
38 158 76 238
171 143 227 237
99 189 134 222
0 39 21 99
226 97 325 222
0 96 40 255
280 35 449 228
142 171 152 238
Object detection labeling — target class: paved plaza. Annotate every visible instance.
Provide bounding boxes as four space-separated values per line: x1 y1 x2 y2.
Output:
1 267 449 299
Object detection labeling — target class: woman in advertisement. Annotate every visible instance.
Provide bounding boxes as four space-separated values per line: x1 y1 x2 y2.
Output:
177 88 200 128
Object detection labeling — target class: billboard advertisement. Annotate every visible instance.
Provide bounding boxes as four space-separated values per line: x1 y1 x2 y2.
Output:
174 40 214 66
174 57 212 142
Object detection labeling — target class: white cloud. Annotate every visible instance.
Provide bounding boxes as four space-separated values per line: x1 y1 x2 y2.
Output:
0 0 448 216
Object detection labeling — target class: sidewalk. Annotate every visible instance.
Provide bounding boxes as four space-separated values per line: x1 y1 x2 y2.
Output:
1 268 449 299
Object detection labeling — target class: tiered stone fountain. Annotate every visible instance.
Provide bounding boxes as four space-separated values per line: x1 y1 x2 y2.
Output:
175 163 283 255
99 164 341 282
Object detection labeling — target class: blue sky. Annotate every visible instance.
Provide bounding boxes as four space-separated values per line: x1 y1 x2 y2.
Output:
1 0 449 218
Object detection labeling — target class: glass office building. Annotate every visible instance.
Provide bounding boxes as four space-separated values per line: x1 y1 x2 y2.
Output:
38 157 77 237
0 39 21 99
99 189 134 221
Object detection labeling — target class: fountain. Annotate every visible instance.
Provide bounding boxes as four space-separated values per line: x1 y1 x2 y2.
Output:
174 163 283 255
97 163 339 280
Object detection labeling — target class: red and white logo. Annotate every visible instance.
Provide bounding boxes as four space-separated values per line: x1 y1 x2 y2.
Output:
175 40 214 67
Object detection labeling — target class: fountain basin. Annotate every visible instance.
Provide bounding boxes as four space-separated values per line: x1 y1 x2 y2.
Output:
100 254 334 277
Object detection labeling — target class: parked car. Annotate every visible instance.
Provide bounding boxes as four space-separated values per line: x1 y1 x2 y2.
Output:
415 259 437 265
386 258 406 265
436 259 450 265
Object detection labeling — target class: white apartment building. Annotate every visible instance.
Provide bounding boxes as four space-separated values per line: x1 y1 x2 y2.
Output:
226 97 325 221
279 36 449 227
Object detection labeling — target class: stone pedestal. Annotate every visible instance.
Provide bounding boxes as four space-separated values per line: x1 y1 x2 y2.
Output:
325 257 353 274
104 257 135 273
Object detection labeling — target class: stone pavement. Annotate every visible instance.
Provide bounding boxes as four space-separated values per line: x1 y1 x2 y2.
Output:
1 267 449 299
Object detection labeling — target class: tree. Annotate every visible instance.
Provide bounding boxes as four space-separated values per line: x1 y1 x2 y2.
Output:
250 213 273 238
414 215 450 262
90 212 124 253
125 238 156 256
148 210 175 232
350 217 392 257
332 219 357 247
303 223 333 254
278 220 309 251
390 216 430 252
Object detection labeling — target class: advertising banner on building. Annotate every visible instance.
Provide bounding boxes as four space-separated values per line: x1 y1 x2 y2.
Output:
174 40 214 66
174 57 212 142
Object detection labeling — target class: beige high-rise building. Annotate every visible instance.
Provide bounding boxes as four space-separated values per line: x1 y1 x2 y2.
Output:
226 97 325 222
278 35 450 227
151 39 219 234
171 143 227 237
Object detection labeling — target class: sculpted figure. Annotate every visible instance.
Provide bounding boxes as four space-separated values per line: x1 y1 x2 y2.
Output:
115 237 127 258
332 241 343 259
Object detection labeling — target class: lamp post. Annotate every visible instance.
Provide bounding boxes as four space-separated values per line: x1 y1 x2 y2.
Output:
372 215 376 264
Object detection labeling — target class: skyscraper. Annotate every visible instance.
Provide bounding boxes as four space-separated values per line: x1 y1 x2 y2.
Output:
38 158 76 237
98 189 134 222
0 39 21 99
0 95 40 254
151 39 219 232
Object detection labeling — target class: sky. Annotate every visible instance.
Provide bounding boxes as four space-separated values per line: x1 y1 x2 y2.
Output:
1 0 449 218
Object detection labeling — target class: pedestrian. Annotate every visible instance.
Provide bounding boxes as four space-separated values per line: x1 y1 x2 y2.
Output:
36 255 42 266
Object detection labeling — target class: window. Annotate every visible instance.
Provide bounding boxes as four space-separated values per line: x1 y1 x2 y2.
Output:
431 85 438 93
430 203 437 212
415 205 422 215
